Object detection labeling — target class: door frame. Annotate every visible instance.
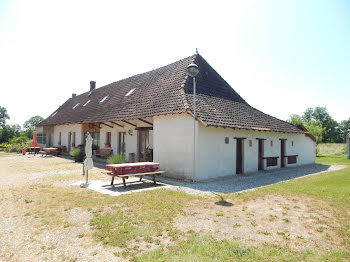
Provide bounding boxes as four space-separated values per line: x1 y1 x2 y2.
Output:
280 139 286 168
68 132 72 152
234 137 246 174
138 130 149 162
257 138 265 170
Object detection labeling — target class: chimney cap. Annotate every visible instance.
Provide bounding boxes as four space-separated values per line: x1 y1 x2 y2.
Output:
72 93 76 98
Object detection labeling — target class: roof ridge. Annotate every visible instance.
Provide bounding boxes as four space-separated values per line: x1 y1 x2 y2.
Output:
179 53 197 112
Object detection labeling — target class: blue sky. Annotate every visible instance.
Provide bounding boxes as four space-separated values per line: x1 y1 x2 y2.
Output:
0 0 349 126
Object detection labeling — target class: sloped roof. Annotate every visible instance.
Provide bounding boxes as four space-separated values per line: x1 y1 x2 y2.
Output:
38 54 305 134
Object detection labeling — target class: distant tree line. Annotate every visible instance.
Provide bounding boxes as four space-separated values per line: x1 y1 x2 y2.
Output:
0 105 44 143
288 107 350 143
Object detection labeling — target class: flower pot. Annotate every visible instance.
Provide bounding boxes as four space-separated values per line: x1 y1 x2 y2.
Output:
22 149 26 155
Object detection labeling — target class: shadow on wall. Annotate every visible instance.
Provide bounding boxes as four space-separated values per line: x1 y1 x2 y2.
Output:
167 164 331 194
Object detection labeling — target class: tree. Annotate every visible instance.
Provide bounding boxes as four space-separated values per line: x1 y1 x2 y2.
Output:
288 113 325 142
288 114 303 125
0 124 21 143
304 120 324 143
311 107 339 142
23 115 44 138
0 106 9 128
23 115 44 130
339 118 350 140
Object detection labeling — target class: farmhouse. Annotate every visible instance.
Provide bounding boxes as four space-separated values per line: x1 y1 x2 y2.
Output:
37 54 316 181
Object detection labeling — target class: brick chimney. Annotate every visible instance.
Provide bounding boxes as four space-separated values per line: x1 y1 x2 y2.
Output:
90 81 96 91
72 93 76 98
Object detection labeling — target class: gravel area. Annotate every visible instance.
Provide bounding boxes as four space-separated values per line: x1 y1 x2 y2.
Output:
161 164 346 196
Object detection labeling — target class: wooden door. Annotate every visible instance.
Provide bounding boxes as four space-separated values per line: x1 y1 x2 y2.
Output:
68 132 72 152
236 139 243 174
280 140 285 168
258 139 263 170
138 130 149 162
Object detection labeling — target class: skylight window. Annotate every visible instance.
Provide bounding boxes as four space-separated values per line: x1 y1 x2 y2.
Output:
125 88 136 97
83 100 91 107
99 96 108 104
51 112 57 117
72 103 80 109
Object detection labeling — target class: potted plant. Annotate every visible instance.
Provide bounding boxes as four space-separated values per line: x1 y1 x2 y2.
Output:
69 148 84 162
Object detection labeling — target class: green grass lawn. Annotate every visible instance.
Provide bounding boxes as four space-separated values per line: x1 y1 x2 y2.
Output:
135 153 350 261
4 146 349 261
317 143 346 156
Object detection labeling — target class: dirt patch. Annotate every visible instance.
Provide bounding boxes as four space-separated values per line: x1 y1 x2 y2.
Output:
175 195 342 251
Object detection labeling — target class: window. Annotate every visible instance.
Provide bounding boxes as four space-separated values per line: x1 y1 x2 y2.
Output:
85 132 100 148
225 137 229 144
58 132 62 145
270 140 273 147
291 141 294 146
99 96 108 104
83 100 91 106
37 133 46 144
118 132 126 154
106 132 111 146
72 103 80 109
125 88 136 97
249 140 252 147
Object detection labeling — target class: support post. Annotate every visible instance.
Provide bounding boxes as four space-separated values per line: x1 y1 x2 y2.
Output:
193 77 196 183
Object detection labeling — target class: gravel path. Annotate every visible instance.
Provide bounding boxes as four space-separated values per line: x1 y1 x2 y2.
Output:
161 164 346 196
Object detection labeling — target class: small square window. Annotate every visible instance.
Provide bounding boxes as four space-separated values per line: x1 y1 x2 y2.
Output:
225 137 229 144
270 140 273 147
249 140 252 147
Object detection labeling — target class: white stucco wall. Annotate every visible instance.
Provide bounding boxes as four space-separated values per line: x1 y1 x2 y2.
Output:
347 135 350 159
99 124 138 161
53 124 83 151
153 114 196 181
195 124 316 181
51 118 153 161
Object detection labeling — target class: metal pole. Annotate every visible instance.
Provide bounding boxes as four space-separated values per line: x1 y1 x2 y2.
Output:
193 77 196 182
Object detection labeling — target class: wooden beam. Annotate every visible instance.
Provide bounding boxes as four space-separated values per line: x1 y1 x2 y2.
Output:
110 121 124 128
138 118 153 126
135 126 153 131
100 122 114 128
122 120 137 127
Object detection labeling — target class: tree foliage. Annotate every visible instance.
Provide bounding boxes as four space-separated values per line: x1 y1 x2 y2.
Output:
0 106 9 128
289 107 348 143
23 115 44 138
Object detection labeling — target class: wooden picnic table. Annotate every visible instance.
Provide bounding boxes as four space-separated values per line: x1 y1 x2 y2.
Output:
41 147 58 156
26 147 41 154
105 162 163 187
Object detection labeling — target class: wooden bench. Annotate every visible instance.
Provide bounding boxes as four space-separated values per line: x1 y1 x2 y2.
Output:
106 171 165 188
94 149 113 158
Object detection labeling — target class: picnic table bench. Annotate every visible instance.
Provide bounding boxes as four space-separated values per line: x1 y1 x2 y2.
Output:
106 162 164 188
40 148 58 157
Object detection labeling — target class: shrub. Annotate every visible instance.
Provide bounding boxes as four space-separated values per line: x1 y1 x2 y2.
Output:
107 154 126 164
9 136 29 144
69 148 84 162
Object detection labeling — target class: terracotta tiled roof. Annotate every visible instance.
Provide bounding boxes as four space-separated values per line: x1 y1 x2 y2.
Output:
38 54 306 134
